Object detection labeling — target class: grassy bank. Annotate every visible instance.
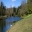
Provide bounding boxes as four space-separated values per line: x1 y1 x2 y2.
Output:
7 14 32 32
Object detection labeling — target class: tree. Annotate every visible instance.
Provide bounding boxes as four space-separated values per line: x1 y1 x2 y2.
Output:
0 2 6 16
17 1 27 17
27 0 32 14
13 7 16 13
13 7 16 16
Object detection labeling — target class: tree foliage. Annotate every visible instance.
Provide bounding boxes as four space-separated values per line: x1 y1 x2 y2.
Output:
0 0 32 17
27 0 32 14
0 2 6 16
13 7 16 16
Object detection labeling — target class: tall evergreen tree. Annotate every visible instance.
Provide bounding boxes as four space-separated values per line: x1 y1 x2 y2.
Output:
0 2 6 16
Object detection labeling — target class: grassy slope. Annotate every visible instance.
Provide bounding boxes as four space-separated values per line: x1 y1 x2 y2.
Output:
7 14 32 32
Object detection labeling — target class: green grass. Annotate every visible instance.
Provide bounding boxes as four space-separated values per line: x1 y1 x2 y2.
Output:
21 14 32 18
24 14 32 18
7 14 32 32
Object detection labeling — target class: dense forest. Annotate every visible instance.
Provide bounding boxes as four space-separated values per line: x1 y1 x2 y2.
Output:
0 0 32 17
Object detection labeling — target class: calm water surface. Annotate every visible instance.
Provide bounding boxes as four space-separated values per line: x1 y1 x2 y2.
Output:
0 16 21 32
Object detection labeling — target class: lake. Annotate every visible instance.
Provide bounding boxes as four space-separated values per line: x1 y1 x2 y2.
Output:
0 16 21 32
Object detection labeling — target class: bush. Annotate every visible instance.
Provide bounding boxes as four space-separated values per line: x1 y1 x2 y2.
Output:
25 11 28 15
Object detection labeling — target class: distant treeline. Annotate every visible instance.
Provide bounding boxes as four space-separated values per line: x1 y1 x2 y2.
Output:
0 0 32 17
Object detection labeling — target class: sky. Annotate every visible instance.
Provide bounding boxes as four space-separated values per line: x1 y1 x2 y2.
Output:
1 0 27 8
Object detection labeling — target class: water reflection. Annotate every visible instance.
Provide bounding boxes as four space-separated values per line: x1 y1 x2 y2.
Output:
0 19 12 32
0 19 6 32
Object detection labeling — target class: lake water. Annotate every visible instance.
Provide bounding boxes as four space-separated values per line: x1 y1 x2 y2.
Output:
0 16 21 32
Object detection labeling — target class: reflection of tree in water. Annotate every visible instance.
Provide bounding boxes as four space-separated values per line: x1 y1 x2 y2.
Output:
0 19 6 32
